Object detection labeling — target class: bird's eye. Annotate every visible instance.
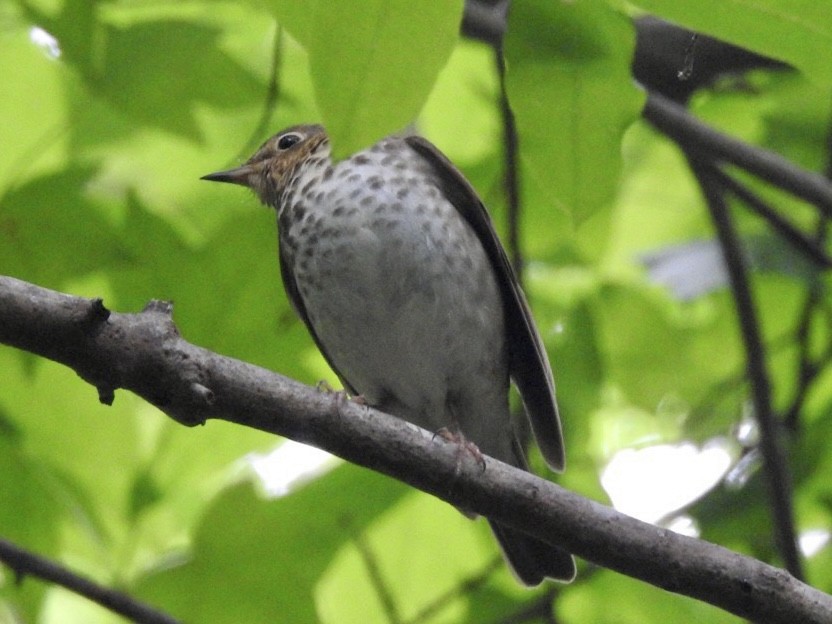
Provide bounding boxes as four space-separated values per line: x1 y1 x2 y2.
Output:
277 133 302 150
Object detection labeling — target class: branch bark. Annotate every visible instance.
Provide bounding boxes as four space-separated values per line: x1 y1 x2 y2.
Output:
1 275 831 623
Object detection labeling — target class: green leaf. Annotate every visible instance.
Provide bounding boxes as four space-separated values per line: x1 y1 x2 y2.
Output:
0 168 134 288
419 40 501 165
504 0 644 222
317 490 520 623
593 283 743 427
560 568 743 623
266 0 464 158
0 25 68 184
5 1 832 618
97 20 265 139
18 3 266 141
136 464 409 623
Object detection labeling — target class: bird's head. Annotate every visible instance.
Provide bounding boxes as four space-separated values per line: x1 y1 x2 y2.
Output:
202 124 329 207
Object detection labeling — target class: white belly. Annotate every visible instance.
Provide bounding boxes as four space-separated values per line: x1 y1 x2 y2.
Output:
281 138 510 441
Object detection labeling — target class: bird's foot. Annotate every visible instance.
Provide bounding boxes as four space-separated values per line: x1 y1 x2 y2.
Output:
315 379 338 394
316 380 367 407
434 428 486 472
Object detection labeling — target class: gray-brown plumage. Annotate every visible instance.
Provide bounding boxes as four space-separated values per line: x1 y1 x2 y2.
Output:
203 125 575 585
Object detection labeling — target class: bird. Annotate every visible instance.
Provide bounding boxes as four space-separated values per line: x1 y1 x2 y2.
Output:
202 125 575 585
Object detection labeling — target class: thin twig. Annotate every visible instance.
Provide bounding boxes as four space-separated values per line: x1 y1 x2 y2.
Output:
783 216 829 431
494 44 524 277
784 108 832 429
712 169 832 269
0 538 180 624
233 25 284 165
686 156 803 580
404 556 502 624
354 531 403 624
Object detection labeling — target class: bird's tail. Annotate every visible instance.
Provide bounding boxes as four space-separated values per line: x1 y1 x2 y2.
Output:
488 520 576 586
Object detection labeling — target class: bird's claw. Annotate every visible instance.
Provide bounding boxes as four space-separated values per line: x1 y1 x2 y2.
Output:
434 427 487 472
316 380 367 407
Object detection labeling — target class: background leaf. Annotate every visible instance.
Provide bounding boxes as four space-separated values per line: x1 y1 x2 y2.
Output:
1 1 831 622
265 0 465 158
505 0 644 223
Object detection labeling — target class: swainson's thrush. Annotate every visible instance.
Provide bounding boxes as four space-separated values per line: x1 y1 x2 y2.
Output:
203 125 575 585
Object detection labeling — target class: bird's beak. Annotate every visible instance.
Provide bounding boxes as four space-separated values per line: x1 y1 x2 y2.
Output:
201 164 257 188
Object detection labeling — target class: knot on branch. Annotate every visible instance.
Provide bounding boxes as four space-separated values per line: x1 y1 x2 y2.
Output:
71 299 212 426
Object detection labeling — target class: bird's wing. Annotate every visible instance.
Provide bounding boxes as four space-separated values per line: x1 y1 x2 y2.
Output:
277 243 359 396
405 135 565 472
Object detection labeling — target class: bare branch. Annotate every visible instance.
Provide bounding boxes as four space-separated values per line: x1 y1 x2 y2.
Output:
712 168 832 269
461 0 506 46
644 93 832 218
1 275 830 622
0 538 179 624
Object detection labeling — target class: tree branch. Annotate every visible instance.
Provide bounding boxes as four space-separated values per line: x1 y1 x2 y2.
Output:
685 158 804 580
644 92 832 219
0 538 179 624
461 0 506 47
1 275 830 623
712 168 832 269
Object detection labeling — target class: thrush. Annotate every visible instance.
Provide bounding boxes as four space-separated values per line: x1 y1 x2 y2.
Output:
203 125 575 585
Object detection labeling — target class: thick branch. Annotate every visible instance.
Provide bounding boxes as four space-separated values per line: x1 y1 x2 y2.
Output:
644 92 832 218
0 538 179 624
1 275 830 623
461 0 506 46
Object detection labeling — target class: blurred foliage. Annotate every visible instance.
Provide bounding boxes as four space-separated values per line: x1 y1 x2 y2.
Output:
0 0 831 623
